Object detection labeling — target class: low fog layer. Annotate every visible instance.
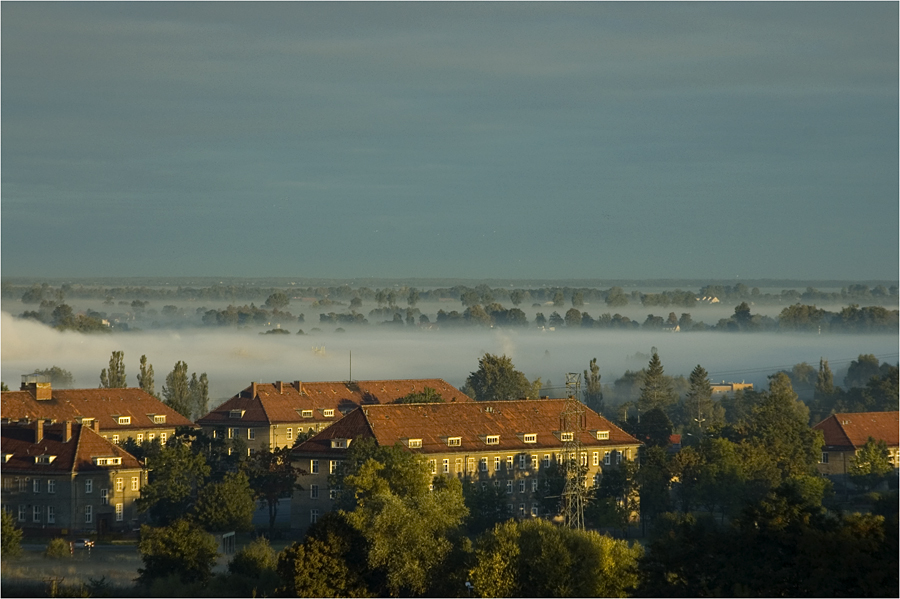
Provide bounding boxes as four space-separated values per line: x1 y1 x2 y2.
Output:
3 311 897 409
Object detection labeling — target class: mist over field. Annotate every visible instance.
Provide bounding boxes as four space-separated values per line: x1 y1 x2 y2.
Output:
3 310 896 409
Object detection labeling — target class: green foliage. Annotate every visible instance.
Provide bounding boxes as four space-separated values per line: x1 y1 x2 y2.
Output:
162 361 191 417
849 437 894 492
469 519 642 597
189 372 209 420
632 407 673 448
264 291 290 310
137 520 218 586
462 481 510 537
393 386 444 404
137 441 211 526
32 366 75 388
44 537 71 559
194 470 255 532
99 350 127 388
638 353 676 413
845 354 883 388
1 509 23 558
246 445 301 530
137 354 156 398
583 358 604 414
228 536 277 578
465 353 534 402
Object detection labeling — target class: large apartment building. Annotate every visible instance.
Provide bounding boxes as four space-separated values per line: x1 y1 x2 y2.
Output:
196 379 473 453
813 411 899 476
1 375 196 445
289 399 641 532
1 420 145 536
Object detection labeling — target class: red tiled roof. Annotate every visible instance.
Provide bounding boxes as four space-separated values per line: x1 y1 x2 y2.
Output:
813 411 899 450
292 399 640 458
197 379 473 426
1 387 195 430
2 421 142 473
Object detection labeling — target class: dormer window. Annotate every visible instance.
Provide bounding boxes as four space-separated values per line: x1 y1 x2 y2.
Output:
560 432 574 442
35 455 56 465
153 415 166 424
117 416 131 425
229 410 245 419
322 409 335 418
92 457 122 466
522 433 537 443
4 454 13 463
81 418 94 427
407 439 423 449
447 437 462 447
596 431 610 440
485 435 500 445
301 410 314 418
331 438 351 449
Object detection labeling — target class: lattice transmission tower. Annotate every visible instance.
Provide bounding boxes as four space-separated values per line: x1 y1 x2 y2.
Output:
560 372 588 530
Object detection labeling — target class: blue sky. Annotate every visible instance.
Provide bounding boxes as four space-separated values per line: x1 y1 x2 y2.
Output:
2 3 897 280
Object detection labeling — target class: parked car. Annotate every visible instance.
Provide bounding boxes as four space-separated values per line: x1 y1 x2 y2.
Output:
74 538 94 548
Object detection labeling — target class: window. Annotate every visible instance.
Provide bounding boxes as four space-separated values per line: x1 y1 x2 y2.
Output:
149 433 155 442
519 454 526 470
603 451 611 465
523 433 537 443
323 409 334 417
310 509 319 524
531 504 539 517
18 505 25 521
443 459 450 474
85 505 93 524
85 479 93 494
543 454 551 468
118 416 131 425
329 489 337 500
33 479 40 493
116 477 124 492
494 456 501 471
506 480 513 494
154 415 166 424
455 458 462 473
519 480 526 494
115 503 123 521
626 449 632 461
581 452 588 467
132 477 139 491
137 434 144 444
310 484 319 499
18 478 26 492
616 451 622 465
467 458 475 473
227 428 234 439
447 437 461 447
593 473 601 487
593 451 599 466
47 480 55 494
560 432 574 442
247 429 255 440
3 479 11 492
310 460 319 474
506 456 513 470
532 479 538 492
408 439 422 448
507 504 514 513
329 460 337 474
47 506 55 524
531 455 538 469
494 480 501 488
112 434 120 444
481 481 488 491
230 409 245 419
596 430 610 440
33 505 41 522
820 452 829 464
331 439 350 449
301 410 313 418
519 503 526 516
485 435 499 445
248 448 255 457
430 459 437 474
480 458 488 472
100 489 109 505
286 428 293 441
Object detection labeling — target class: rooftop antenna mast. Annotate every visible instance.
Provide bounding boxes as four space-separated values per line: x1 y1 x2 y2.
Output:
560 372 587 530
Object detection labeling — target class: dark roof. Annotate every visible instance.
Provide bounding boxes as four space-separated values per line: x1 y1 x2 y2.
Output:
197 379 473 427
1 387 195 430
292 399 640 458
2 422 142 474
813 411 899 450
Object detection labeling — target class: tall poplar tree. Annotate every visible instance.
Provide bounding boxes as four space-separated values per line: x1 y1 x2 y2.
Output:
100 350 127 388
137 354 156 398
162 361 192 419
583 358 604 414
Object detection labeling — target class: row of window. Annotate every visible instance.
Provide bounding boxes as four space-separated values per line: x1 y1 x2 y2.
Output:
110 415 166 425
3 477 140 494
13 503 125 524
427 450 629 475
106 432 166 445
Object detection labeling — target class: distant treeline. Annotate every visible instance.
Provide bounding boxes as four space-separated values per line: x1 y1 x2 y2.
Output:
4 281 897 308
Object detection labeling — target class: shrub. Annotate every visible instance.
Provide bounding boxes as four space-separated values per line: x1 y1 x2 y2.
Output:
44 537 71 559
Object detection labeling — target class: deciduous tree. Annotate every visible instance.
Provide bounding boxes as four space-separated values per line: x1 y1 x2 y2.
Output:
465 354 534 402
137 520 218 586
100 350 127 389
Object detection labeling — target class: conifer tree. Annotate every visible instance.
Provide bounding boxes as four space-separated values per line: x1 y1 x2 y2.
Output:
638 352 675 414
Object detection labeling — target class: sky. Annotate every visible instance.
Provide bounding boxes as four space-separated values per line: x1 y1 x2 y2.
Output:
2 3 897 281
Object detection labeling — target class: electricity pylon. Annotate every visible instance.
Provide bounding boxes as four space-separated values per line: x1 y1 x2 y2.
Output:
560 372 588 530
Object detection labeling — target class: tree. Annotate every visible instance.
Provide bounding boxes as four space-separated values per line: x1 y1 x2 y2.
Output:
844 354 882 388
2 509 23 558
137 519 218 586
552 290 565 307
606 287 629 307
636 446 671 533
33 366 74 388
264 291 290 310
407 288 419 307
849 437 893 492
683 365 716 431
564 308 583 328
638 353 676 414
583 358 604 414
510 290 525 306
162 361 192 418
189 372 209 420
462 481 510 537
137 354 156 398
193 470 255 532
99 350 127 389
137 441 211 525
633 407 673 448
815 358 835 398
394 387 444 404
571 291 584 308
247 445 302 531
465 354 533 402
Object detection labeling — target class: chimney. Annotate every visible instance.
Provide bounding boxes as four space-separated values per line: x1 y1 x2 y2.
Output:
294 380 303 394
64 420 73 443
276 381 284 394
92 419 101 434
21 380 52 400
35 419 44 443
251 382 258 398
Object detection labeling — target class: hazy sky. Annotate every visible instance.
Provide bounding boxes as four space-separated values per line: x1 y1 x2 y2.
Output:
2 3 897 280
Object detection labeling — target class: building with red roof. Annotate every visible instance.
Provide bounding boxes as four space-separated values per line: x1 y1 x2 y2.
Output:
289 398 640 531
196 379 472 453
813 411 899 476
1 420 144 536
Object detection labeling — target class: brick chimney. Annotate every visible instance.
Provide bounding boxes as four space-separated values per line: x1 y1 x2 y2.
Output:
21 380 52 400
294 380 303 394
64 420 73 443
251 382 258 398
92 419 101 434
35 419 44 443
276 381 284 394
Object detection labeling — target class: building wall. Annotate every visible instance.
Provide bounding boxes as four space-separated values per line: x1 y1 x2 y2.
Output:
818 445 900 476
290 444 638 532
203 420 333 453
